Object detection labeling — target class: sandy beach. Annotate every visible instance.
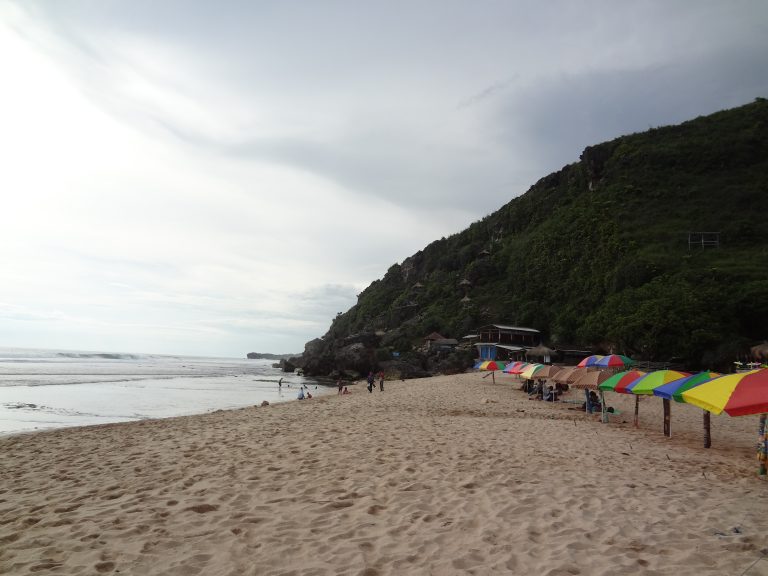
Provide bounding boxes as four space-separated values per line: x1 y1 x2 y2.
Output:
1 372 766 575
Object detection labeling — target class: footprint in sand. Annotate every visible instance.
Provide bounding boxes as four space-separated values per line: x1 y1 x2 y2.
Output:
184 504 218 514
94 561 115 573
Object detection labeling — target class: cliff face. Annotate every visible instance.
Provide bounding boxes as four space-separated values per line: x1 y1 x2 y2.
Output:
299 99 768 376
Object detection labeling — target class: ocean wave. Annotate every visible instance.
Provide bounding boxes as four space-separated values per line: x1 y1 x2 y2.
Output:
55 352 144 360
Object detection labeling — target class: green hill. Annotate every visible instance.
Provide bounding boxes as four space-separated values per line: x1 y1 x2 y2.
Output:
303 98 768 375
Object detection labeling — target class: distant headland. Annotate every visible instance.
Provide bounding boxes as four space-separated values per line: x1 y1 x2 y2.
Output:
246 352 298 360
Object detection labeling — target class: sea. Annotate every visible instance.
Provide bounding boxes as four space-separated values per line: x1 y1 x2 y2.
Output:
0 347 330 435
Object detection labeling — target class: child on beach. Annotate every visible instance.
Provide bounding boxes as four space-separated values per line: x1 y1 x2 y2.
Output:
366 372 375 393
378 371 384 392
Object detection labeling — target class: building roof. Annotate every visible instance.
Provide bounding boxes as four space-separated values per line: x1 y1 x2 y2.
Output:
478 324 540 333
433 339 458 346
424 331 445 341
474 343 526 352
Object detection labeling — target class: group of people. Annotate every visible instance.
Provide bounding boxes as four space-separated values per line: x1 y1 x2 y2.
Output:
366 371 384 393
280 370 386 400
336 380 351 395
526 379 560 402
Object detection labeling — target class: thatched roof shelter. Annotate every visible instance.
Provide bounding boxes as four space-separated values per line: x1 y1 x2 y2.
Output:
751 342 768 360
525 344 555 358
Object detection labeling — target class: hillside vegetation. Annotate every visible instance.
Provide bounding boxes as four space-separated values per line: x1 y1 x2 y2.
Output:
305 99 768 374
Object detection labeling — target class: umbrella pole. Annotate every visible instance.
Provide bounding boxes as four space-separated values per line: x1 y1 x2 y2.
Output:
703 410 711 449
492 371 495 385
634 395 639 428
759 413 767 477
584 389 590 414
600 390 607 423
663 398 671 437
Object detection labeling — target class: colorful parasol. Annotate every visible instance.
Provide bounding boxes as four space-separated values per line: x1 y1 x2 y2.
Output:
473 360 484 370
502 361 524 374
577 355 604 368
653 371 720 402
598 370 647 393
594 354 635 368
479 360 506 371
626 370 691 395
507 362 531 375
520 363 545 379
681 369 768 416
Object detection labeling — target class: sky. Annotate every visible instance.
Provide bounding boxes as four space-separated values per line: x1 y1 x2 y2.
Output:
1 1 767 357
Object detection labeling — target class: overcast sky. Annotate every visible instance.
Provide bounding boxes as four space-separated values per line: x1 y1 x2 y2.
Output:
1 1 767 357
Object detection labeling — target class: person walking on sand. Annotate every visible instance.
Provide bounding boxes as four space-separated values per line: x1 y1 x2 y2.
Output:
366 371 375 393
337 379 343 395
378 371 384 392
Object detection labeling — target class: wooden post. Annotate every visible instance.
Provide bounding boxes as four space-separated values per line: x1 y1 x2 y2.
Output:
703 410 711 449
634 395 639 428
492 371 495 385
600 390 607 423
584 389 591 414
663 398 671 437
758 413 767 477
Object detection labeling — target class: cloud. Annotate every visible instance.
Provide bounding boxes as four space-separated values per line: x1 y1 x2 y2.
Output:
1 0 767 356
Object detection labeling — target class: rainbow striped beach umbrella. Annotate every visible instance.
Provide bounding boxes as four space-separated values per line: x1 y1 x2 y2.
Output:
507 362 531 375
577 355 604 368
480 360 506 371
520 363 545 379
653 372 720 402
682 369 768 416
503 361 524 374
626 370 691 395
682 369 768 476
594 354 635 369
598 370 647 393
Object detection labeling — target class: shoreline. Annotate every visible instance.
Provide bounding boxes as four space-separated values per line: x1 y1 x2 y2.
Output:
1 373 765 575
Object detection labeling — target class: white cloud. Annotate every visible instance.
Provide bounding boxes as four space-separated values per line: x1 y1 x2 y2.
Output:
1 0 767 356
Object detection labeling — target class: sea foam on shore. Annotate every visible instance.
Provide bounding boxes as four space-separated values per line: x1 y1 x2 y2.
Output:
0 347 325 435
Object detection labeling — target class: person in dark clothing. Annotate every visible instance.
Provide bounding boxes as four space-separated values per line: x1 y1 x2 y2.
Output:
366 371 375 393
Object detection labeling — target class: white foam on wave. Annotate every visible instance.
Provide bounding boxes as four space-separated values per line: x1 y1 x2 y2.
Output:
0 347 328 434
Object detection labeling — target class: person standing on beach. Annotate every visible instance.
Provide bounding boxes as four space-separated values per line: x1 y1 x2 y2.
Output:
378 371 384 392
366 371 375 393
278 377 283 390
337 379 343 395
